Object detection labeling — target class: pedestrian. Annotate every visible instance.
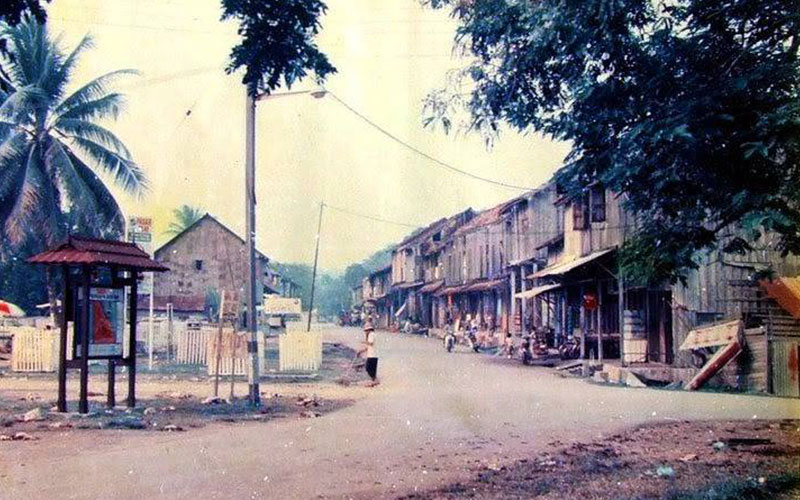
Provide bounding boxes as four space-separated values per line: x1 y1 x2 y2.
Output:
358 321 379 386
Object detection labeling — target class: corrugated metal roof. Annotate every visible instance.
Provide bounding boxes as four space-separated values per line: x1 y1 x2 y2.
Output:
463 277 507 292
515 283 561 300
528 248 615 279
394 280 424 290
419 280 445 294
28 236 168 271
761 277 800 319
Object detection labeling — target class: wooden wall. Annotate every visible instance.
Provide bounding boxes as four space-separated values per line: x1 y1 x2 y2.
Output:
153 217 267 307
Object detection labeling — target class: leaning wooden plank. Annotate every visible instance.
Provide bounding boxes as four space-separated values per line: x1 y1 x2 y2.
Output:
679 319 742 351
556 360 583 371
685 339 743 391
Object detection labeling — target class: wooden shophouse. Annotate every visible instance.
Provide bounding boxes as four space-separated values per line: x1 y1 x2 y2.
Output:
436 200 517 337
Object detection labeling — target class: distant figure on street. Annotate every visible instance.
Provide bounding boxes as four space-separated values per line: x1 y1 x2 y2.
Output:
358 321 379 386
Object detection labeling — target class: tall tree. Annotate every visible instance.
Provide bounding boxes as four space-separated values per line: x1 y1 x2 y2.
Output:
0 17 146 252
0 1 48 27
426 0 800 284
221 0 336 96
164 205 205 236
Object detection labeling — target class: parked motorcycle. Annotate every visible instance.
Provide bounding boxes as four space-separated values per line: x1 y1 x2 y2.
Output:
558 334 581 360
465 325 480 353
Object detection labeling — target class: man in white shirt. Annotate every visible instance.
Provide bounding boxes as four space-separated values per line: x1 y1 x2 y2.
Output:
358 323 379 386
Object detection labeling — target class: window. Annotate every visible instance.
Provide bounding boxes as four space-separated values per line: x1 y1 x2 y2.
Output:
433 231 441 242
573 195 589 230
590 185 606 223
194 259 203 271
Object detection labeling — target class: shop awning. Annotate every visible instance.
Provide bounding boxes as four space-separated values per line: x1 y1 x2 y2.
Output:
515 283 561 300
394 280 424 290
528 248 615 279
420 280 444 294
463 278 507 293
434 284 467 297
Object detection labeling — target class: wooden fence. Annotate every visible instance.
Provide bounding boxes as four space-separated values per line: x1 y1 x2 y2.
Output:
11 327 59 372
279 330 322 372
175 327 209 365
205 327 248 376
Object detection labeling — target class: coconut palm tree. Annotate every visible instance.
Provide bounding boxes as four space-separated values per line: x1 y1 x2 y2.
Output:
165 205 205 237
0 16 146 253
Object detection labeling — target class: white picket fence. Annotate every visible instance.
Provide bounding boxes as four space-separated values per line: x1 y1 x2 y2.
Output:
279 330 322 372
171 325 324 374
175 327 209 365
10 327 59 372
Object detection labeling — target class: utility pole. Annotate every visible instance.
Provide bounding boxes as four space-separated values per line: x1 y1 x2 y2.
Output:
244 89 260 406
307 201 324 332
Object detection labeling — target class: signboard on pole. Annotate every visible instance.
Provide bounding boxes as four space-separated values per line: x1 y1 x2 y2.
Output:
263 296 302 315
127 216 154 294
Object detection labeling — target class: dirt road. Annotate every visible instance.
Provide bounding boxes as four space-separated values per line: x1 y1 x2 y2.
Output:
1 327 797 499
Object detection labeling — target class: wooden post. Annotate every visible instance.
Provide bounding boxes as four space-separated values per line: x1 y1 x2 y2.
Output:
107 359 115 408
579 284 587 376
79 266 90 414
597 279 603 364
618 274 625 366
57 266 69 412
127 271 138 408
214 291 226 397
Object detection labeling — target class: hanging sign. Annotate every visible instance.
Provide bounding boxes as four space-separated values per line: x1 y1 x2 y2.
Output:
583 292 598 311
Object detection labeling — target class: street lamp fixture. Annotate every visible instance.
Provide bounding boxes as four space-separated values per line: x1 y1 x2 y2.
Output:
243 85 328 406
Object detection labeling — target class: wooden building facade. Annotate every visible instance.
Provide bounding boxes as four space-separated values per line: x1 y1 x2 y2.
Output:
150 214 289 319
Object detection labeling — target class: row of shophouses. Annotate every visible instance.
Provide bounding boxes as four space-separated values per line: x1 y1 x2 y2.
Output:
356 179 800 396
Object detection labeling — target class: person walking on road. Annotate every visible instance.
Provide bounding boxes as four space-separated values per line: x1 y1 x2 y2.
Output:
358 321 379 386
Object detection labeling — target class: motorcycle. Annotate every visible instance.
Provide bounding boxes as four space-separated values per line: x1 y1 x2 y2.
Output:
465 325 480 353
558 334 581 360
443 325 456 353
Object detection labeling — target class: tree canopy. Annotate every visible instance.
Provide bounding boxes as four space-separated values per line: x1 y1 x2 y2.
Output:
0 17 145 253
221 0 336 96
426 0 800 284
165 205 205 237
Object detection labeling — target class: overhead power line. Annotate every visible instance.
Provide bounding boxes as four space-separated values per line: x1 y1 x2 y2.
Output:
324 91 534 192
323 202 421 229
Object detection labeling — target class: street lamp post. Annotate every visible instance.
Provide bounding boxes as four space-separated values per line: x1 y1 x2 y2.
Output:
244 90 260 406
307 201 324 332
244 87 327 406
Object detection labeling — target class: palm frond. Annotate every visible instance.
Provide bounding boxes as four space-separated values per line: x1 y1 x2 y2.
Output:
55 118 131 157
164 205 204 235
68 150 124 237
4 146 45 245
68 135 148 196
0 85 45 124
55 92 126 123
56 69 138 115
46 140 123 238
0 18 57 89
0 132 31 227
48 34 93 103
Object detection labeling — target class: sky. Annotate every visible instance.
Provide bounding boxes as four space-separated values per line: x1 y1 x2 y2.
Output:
46 0 569 272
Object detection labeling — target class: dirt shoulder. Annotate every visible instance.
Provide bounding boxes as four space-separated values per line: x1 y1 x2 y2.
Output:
403 419 800 500
0 341 370 440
